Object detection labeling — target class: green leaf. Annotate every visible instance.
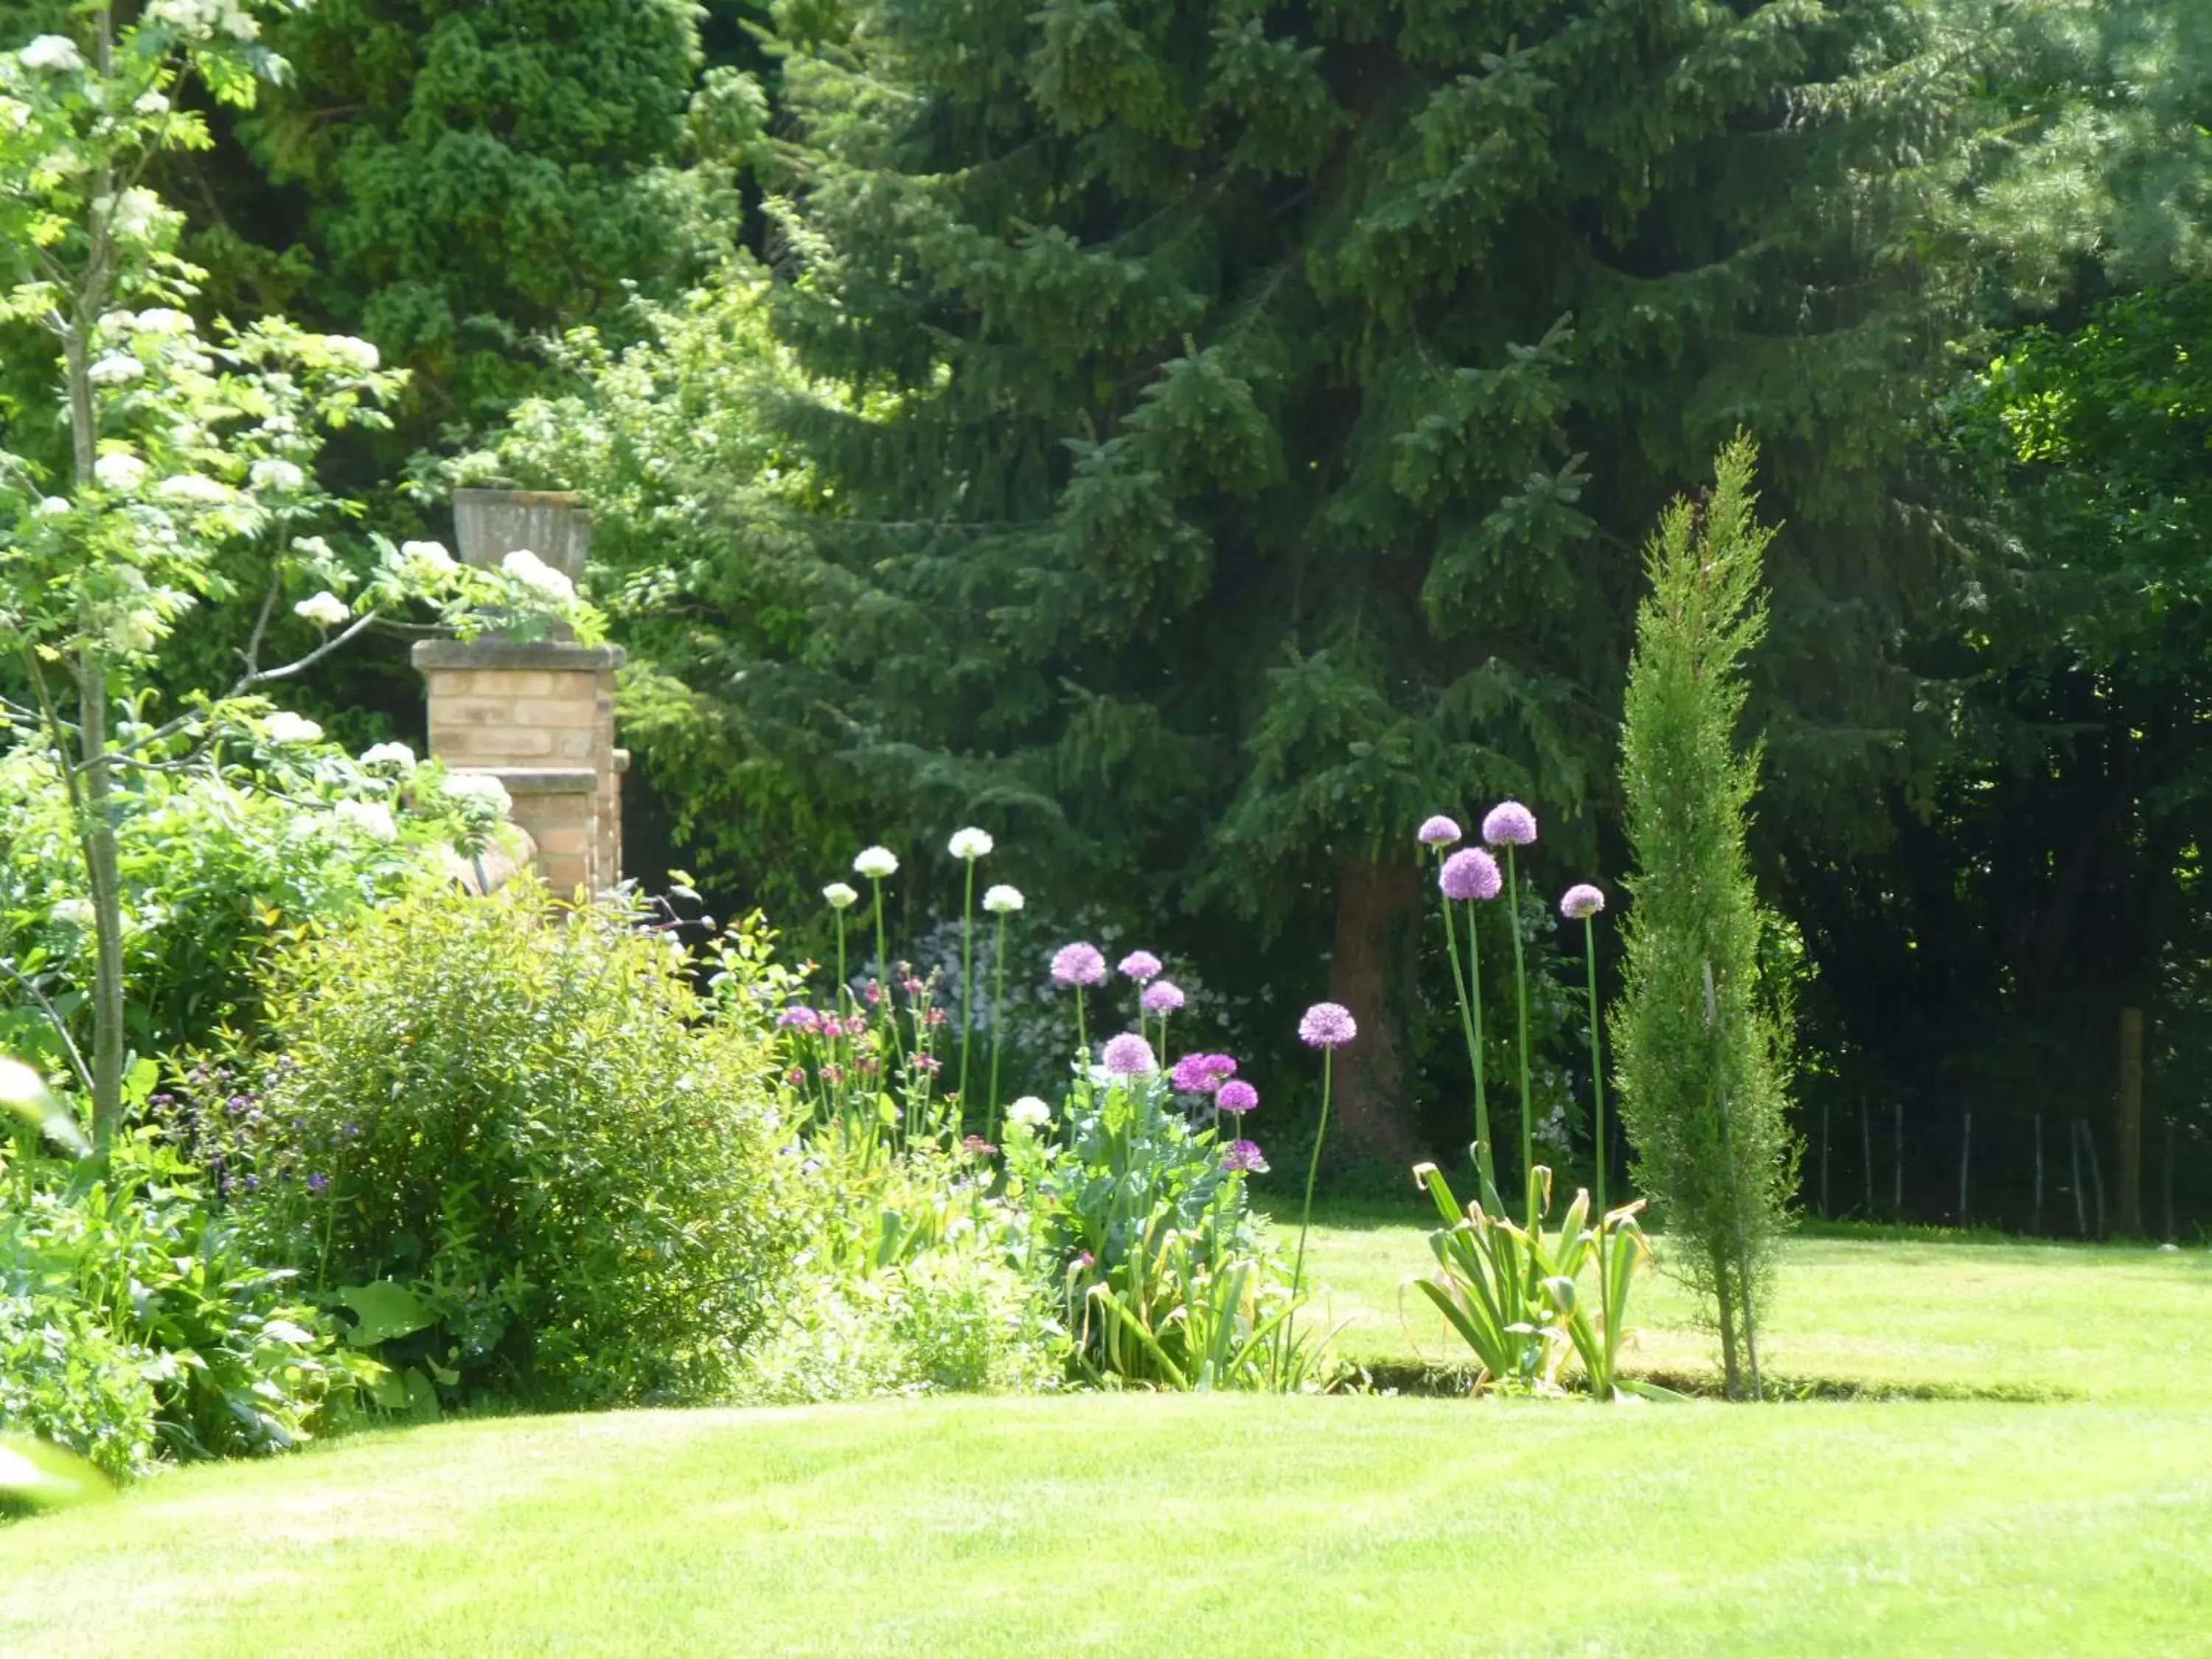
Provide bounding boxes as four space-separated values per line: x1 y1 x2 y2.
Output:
0 1056 88 1157
335 1280 440 1347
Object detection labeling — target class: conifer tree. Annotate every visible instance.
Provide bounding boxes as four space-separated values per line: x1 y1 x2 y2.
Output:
1613 436 1795 1399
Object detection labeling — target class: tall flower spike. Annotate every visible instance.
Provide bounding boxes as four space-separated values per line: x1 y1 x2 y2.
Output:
1441 847 1503 902
1481 801 1538 846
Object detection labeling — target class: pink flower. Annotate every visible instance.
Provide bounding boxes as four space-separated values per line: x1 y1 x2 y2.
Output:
1141 980 1185 1015
1102 1033 1158 1074
1171 1052 1237 1093
1220 1139 1267 1174
1216 1080 1259 1114
1416 815 1462 848
1118 950 1164 983
1441 847 1503 902
1051 942 1108 987
1560 883 1606 921
1298 1003 1357 1048
1482 800 1538 846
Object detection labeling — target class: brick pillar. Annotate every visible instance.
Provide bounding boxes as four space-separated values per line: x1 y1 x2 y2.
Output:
412 639 626 896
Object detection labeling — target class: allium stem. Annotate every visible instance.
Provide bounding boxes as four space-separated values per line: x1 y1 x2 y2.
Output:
1583 913 1606 1215
986 911 1006 1146
1288 1050 1332 1375
1074 984 1088 1067
1441 890 1492 1192
1506 844 1534 1189
956 860 976 1134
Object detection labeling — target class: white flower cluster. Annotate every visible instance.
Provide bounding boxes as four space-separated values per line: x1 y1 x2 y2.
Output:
821 882 859 911
156 473 231 505
442 771 512 818
397 539 458 584
982 883 1023 914
19 35 84 73
262 712 324 746
501 548 574 605
92 451 146 492
852 846 899 880
333 799 397 844
293 591 349 628
251 458 306 493
359 741 415 771
87 354 145 386
145 0 259 42
1006 1096 1051 1130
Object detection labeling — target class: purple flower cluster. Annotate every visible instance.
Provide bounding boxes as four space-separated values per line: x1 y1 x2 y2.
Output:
1440 846 1502 902
1560 883 1606 921
1298 1002 1357 1048
1141 979 1185 1015
1482 800 1539 847
776 1005 822 1032
1101 1032 1158 1075
1220 1139 1267 1175
1416 815 1462 848
1216 1079 1259 1115
1170 1052 1237 1094
1117 950 1163 983
1051 942 1107 987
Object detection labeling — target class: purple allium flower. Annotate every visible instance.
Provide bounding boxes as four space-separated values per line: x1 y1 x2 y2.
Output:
1482 800 1539 846
776 1005 820 1031
1560 883 1606 921
306 1172 328 1195
1416 815 1463 849
1141 979 1185 1015
1170 1052 1237 1093
1440 847 1503 902
1118 950 1164 983
1216 1079 1259 1115
1051 942 1108 987
1220 1139 1267 1174
1298 1002 1357 1048
1101 1033 1158 1075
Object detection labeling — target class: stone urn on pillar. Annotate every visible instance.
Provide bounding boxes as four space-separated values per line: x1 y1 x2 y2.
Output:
414 490 627 897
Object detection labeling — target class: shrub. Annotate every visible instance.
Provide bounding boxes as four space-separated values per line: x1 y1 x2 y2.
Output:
1 1128 364 1478
1613 437 1798 1399
224 882 807 1409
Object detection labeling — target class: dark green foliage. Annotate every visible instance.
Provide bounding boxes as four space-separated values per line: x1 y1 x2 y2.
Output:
498 0 1963 1161
1613 437 1795 1398
230 883 806 1409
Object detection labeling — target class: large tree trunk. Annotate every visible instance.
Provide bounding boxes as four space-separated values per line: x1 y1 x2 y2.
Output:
1324 855 1423 1169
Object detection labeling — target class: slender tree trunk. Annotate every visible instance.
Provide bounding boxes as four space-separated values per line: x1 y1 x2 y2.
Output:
79 654 125 1150
2070 1117 2087 1237
1324 856 1422 1168
1819 1100 1829 1219
2033 1113 2044 1236
1860 1097 1873 1219
1892 1099 1903 1218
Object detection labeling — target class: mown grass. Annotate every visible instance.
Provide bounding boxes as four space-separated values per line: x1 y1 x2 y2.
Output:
4 1221 2209 1656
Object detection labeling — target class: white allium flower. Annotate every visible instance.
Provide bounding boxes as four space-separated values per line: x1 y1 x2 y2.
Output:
251 458 306 493
359 741 416 771
333 799 397 844
34 496 71 518
821 882 859 911
852 846 899 880
442 771 512 817
262 712 324 745
293 591 350 628
947 826 994 861
1006 1096 1051 1129
156 473 230 504
87 354 145 386
19 35 84 72
501 548 576 604
50 897 94 928
397 538 456 578
93 452 146 491
982 883 1025 915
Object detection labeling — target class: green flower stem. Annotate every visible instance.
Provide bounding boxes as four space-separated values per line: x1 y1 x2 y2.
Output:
1584 912 1606 1216
985 911 1006 1146
870 877 902 1069
1287 1048 1334 1372
1074 985 1088 1068
956 860 977 1131
1506 844 1534 1189
1441 889 1492 1192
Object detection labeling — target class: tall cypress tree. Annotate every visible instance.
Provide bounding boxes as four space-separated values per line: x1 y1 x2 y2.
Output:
518 0 1967 1155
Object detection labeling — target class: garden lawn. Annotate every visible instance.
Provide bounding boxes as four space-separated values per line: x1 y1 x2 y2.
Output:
5 1228 2211 1657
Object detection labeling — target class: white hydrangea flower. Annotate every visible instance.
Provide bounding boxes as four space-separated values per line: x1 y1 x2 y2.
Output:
87 354 145 386
50 897 94 928
821 882 859 911
333 798 398 844
501 548 576 604
262 712 324 745
93 452 146 492
251 458 306 493
293 591 349 628
359 741 416 771
398 538 456 579
852 846 899 880
947 826 994 861
1006 1096 1051 1130
34 496 71 518
982 883 1025 915
156 473 230 504
19 35 84 72
442 771 512 817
